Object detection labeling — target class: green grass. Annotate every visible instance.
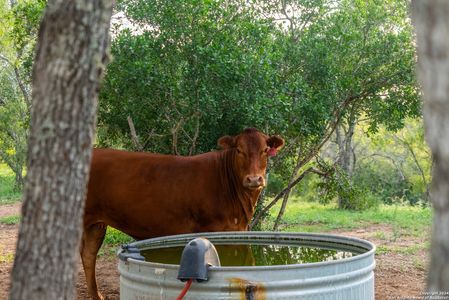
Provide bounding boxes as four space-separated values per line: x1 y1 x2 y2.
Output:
412 256 427 271
376 245 389 255
97 199 432 259
99 227 134 258
262 199 432 256
0 164 22 204
264 198 431 236
103 227 134 245
0 215 21 225
375 240 430 256
390 242 430 255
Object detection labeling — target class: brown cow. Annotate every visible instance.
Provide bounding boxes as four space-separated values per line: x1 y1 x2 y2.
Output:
81 128 284 299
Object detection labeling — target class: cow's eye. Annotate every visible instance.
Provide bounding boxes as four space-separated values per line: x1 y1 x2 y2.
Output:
236 148 243 154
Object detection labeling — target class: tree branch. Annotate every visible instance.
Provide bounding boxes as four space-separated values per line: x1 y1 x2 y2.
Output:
189 113 200 156
394 135 429 200
297 93 361 168
142 129 168 150
250 167 327 229
251 93 365 229
272 147 303 230
13 66 31 106
127 116 143 151
0 54 31 106
0 149 16 172
0 54 13 66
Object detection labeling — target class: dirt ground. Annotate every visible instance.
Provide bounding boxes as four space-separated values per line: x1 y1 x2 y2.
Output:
0 202 429 300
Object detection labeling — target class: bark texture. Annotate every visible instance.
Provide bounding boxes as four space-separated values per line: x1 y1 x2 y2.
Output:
9 1 113 299
412 0 449 293
335 120 356 209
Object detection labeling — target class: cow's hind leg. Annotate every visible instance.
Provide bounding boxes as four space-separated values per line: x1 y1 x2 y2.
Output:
80 222 107 300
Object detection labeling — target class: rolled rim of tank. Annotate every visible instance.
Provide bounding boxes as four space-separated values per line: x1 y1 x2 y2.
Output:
118 231 376 271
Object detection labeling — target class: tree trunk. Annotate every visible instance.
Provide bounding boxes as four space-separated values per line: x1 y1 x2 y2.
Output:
9 1 113 299
336 116 356 209
412 0 449 293
13 165 24 192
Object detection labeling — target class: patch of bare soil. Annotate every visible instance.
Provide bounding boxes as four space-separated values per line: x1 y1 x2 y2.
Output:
0 223 18 300
0 203 429 300
76 258 120 300
0 203 20 218
336 225 429 300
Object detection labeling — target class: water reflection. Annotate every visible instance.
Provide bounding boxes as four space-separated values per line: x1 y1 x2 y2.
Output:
141 243 354 266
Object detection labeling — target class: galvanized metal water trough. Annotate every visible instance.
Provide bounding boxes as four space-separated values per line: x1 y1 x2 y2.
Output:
118 231 376 300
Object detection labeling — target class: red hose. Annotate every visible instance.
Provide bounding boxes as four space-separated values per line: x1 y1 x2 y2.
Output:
176 279 193 300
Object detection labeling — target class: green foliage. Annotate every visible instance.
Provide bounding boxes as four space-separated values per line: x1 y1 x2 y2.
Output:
315 166 378 210
0 163 22 204
265 172 285 197
267 198 431 236
8 0 46 78
301 119 430 207
0 215 21 225
354 161 415 205
281 0 420 136
354 119 431 206
0 0 45 189
285 0 420 211
0 0 45 82
251 243 351 265
0 86 28 189
101 0 287 155
103 227 133 246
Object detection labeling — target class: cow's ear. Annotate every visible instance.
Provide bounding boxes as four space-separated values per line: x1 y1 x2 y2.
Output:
267 135 285 151
218 135 235 149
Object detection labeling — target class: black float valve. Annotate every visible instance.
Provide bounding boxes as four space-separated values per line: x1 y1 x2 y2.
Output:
177 237 221 282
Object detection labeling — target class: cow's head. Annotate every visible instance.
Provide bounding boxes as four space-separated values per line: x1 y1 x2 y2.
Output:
218 128 284 190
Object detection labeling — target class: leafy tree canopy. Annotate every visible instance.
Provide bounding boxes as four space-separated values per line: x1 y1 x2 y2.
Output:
0 0 45 189
101 0 288 155
99 0 419 164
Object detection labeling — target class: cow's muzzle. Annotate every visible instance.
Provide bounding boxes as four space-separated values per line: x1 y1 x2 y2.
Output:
243 175 265 189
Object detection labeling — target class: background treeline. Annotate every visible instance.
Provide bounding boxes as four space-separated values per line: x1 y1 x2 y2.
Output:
0 0 428 227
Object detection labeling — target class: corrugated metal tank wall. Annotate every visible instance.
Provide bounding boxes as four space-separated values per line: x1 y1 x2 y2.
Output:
118 232 376 300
